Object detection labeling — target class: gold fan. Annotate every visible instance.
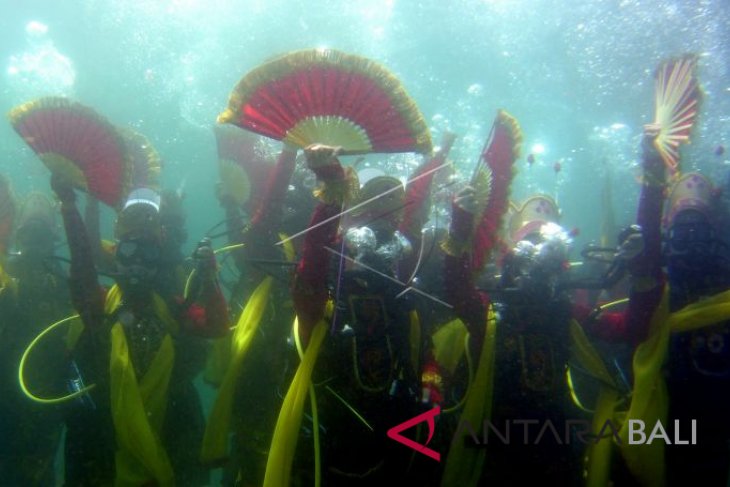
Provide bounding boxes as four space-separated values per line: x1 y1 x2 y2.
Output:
651 54 702 173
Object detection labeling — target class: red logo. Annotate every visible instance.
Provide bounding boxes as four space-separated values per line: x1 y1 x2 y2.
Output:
386 406 441 461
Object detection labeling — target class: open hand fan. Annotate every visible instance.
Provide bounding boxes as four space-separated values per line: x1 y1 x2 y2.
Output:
470 110 522 271
213 125 275 212
118 127 161 192
218 48 433 155
9 97 130 208
652 54 702 174
0 175 16 254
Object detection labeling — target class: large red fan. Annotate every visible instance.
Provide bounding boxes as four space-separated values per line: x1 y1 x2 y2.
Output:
470 110 522 272
0 174 15 255
651 54 702 174
118 127 162 192
213 125 275 214
218 48 433 155
9 97 130 208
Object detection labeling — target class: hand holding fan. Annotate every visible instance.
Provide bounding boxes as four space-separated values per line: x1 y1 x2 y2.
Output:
9 97 131 208
218 48 432 155
650 54 702 174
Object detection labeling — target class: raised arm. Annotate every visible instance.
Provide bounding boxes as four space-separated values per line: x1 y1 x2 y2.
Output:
442 188 490 350
291 144 352 345
178 238 229 338
623 126 667 345
51 174 104 330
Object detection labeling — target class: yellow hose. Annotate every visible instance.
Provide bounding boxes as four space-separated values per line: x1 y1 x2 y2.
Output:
214 243 245 255
18 314 96 404
596 297 629 314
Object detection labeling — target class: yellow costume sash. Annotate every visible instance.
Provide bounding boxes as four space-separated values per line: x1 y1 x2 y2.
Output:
440 306 497 487
105 285 178 487
569 319 623 487
200 276 273 465
264 308 330 487
613 287 730 487
432 318 469 377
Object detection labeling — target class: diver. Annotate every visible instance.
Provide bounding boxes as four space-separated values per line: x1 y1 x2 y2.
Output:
661 171 730 487
442 189 600 486
51 174 228 486
0 192 70 486
205 144 301 486
286 144 422 486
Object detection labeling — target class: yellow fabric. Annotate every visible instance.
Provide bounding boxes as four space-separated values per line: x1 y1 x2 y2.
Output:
105 285 178 487
570 320 616 388
64 318 85 351
110 323 175 487
608 287 730 487
441 306 497 487
0 261 14 293
585 387 620 487
201 276 273 465
569 286 730 487
263 316 329 487
618 286 670 487
569 319 622 487
279 232 296 263
432 318 468 375
667 288 730 333
203 335 232 387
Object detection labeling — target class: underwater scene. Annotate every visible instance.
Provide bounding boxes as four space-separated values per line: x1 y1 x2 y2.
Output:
0 0 729 485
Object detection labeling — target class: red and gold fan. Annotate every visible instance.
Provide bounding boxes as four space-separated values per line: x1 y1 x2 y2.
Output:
9 97 131 208
470 110 522 271
213 125 275 213
118 127 162 192
651 54 702 174
0 174 16 256
218 48 433 156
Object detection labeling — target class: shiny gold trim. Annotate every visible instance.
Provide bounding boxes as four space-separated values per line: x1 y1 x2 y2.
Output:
220 48 432 154
9 96 133 209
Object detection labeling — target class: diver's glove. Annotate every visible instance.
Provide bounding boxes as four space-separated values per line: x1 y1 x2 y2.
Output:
304 143 343 175
640 124 666 188
304 143 357 205
193 237 217 281
617 224 644 262
50 171 76 205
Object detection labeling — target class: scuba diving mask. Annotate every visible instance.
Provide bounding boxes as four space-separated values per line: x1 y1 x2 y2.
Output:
116 238 161 266
115 237 161 286
344 225 411 273
665 210 721 267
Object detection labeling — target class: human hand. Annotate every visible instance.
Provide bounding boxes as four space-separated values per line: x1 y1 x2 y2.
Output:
50 171 76 204
454 186 477 214
616 224 644 263
304 144 342 170
642 123 661 152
